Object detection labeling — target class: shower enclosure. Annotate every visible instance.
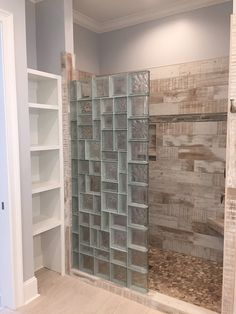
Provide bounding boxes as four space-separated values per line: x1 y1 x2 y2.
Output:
70 71 150 292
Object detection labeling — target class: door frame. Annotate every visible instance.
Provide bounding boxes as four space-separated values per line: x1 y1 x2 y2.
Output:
0 8 24 309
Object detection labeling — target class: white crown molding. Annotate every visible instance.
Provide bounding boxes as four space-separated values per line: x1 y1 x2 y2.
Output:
74 0 231 33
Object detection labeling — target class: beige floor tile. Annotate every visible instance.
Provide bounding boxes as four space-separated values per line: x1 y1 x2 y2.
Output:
0 270 164 314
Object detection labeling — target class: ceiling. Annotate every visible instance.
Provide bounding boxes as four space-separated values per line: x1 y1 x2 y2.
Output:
73 0 232 33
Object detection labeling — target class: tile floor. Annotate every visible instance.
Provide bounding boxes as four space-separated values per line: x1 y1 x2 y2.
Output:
1 269 163 314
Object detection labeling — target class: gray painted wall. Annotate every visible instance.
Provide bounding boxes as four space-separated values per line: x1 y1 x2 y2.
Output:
36 0 66 74
0 0 34 282
98 2 232 74
74 24 100 74
25 0 37 69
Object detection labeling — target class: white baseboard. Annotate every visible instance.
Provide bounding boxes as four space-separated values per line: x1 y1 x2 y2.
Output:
23 276 39 305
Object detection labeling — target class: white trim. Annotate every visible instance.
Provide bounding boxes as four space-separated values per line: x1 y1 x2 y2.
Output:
0 9 24 309
74 0 231 33
23 277 39 305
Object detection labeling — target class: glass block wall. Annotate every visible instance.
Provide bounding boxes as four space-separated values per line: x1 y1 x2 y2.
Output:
70 71 150 292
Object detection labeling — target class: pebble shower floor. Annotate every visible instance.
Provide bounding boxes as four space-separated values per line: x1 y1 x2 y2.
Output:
70 71 150 292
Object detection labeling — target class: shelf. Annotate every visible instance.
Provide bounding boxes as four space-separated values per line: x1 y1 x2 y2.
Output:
31 145 60 152
32 181 61 194
29 103 58 110
33 215 61 236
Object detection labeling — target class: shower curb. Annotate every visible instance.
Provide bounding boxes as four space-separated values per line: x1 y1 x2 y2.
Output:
70 269 218 314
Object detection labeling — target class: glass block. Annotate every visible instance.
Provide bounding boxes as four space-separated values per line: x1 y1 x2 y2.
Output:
72 196 79 214
93 120 101 141
103 182 118 193
95 249 109 261
101 98 113 113
112 74 127 96
72 178 78 196
71 140 78 159
112 214 126 229
128 206 148 227
104 192 118 212
90 161 101 175
112 229 127 249
80 244 94 256
129 164 148 184
93 99 101 120
119 174 127 194
118 195 127 214
100 231 110 250
129 119 148 139
80 254 94 274
129 271 147 292
112 264 127 286
95 259 110 279
79 175 86 193
128 249 147 270
95 77 109 98
102 131 113 150
112 249 127 266
78 101 92 114
78 114 92 125
87 141 100 160
129 228 147 248
101 212 110 230
119 152 127 173
102 151 118 161
91 229 98 247
80 212 90 226
81 194 93 211
80 226 90 245
114 97 127 113
78 140 85 160
78 126 93 139
129 71 149 95
102 115 113 129
70 102 77 120
70 81 78 101
72 215 79 234
93 195 101 213
130 185 148 205
71 121 77 139
115 114 127 130
129 142 148 162
103 162 118 181
91 214 101 229
79 160 89 174
72 233 79 251
88 175 101 193
129 96 148 117
72 252 79 269
72 159 78 177
80 80 92 99
115 131 127 151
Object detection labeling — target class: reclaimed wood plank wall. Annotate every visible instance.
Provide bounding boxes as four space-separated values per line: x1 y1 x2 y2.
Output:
149 57 229 262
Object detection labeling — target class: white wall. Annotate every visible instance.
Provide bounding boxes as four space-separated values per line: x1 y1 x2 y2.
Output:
99 2 232 74
25 0 37 69
74 24 100 74
0 0 34 282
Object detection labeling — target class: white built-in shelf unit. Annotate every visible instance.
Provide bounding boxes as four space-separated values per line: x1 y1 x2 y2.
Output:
28 68 65 275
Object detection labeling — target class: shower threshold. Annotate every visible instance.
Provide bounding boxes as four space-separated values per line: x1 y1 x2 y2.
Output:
70 269 218 314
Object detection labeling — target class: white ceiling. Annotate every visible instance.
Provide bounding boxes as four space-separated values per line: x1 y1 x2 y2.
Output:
73 0 232 33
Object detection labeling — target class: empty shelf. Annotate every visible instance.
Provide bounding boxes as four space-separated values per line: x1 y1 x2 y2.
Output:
33 215 61 236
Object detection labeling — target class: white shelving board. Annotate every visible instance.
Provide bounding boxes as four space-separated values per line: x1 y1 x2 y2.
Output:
28 68 65 276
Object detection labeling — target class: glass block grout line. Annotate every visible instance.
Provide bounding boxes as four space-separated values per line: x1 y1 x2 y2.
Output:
70 71 150 293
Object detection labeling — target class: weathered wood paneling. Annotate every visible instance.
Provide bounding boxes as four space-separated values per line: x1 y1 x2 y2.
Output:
149 57 228 263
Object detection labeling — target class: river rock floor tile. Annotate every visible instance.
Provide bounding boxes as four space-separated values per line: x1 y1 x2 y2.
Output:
148 248 223 312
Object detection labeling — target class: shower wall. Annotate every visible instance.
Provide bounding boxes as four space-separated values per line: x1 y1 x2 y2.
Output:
149 57 228 262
